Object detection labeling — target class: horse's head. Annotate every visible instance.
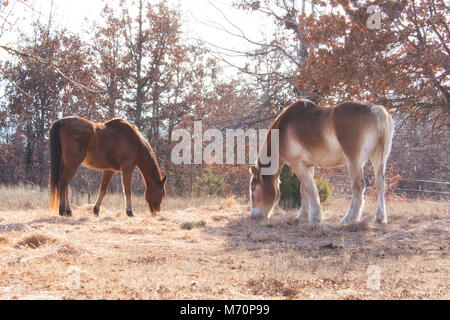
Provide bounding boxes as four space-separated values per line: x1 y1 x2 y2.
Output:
249 165 280 218
145 175 167 214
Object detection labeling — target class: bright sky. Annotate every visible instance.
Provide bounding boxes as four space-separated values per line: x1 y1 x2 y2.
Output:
0 0 290 72
1 1 277 51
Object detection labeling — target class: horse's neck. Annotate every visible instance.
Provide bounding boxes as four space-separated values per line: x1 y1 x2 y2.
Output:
257 124 284 181
258 160 284 182
137 154 160 188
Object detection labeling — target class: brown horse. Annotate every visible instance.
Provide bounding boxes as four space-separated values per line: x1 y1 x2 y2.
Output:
49 116 167 217
249 100 394 224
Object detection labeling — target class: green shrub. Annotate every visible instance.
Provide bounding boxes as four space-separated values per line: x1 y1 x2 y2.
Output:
193 169 226 197
167 170 190 195
315 176 332 203
279 165 301 207
279 165 332 208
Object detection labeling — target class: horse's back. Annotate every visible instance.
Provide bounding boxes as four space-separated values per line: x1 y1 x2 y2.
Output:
332 102 378 127
55 116 95 136
55 116 95 140
82 118 142 170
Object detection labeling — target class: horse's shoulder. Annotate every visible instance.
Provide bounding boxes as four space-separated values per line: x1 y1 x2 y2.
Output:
278 99 321 122
105 118 139 131
104 118 144 142
105 118 128 126
286 99 323 115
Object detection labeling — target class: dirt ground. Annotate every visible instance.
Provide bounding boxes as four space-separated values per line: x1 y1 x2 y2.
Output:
0 193 448 300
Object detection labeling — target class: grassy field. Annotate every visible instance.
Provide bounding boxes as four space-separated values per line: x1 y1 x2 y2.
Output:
0 186 448 299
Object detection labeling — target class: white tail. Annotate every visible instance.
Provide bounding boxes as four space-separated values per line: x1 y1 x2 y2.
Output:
370 105 394 224
371 105 394 175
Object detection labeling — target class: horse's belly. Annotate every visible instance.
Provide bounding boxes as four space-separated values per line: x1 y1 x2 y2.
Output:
82 153 120 171
314 134 346 167
313 152 346 168
285 134 346 168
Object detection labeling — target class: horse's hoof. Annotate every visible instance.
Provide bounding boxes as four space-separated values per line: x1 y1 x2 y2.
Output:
296 213 309 222
340 216 352 225
374 217 388 225
93 206 100 216
341 216 359 225
66 209 72 217
126 209 134 217
309 217 322 225
250 214 263 221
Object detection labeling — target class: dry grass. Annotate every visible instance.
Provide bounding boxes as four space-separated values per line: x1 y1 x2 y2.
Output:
0 188 448 300
15 234 58 249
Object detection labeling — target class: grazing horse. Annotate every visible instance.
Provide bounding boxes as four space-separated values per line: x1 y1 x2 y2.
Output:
249 100 394 224
49 117 167 217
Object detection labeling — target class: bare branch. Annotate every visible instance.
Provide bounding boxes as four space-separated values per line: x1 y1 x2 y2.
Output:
0 45 105 94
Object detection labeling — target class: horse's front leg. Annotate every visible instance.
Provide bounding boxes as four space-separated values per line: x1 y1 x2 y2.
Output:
121 167 134 217
296 182 310 222
292 166 322 224
65 188 72 217
93 170 115 216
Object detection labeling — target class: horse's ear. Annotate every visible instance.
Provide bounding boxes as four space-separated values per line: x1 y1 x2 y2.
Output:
249 165 259 177
162 175 167 184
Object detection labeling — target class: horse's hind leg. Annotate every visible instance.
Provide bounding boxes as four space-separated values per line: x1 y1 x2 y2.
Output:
341 161 366 224
371 155 388 224
93 170 114 216
58 165 80 217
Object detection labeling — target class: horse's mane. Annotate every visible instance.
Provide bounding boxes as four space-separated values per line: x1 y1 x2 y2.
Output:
257 99 317 171
106 118 162 181
130 123 163 182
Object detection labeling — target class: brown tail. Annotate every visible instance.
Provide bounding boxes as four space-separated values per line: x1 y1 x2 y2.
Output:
49 120 63 212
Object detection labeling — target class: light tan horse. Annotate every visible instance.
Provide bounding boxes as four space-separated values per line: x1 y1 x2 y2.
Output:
249 100 394 224
49 117 166 217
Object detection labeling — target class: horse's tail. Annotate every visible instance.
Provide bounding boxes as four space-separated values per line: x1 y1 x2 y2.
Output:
49 119 63 213
370 105 394 176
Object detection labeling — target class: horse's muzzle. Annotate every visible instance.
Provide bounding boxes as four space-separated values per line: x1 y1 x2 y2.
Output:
150 206 161 215
250 208 263 219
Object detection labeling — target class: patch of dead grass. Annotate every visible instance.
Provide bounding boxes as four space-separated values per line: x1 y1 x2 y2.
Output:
56 244 80 256
107 226 146 235
247 277 300 298
181 220 207 230
251 233 282 243
15 234 58 249
0 196 447 299
337 220 371 232
128 255 167 264
0 236 10 251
